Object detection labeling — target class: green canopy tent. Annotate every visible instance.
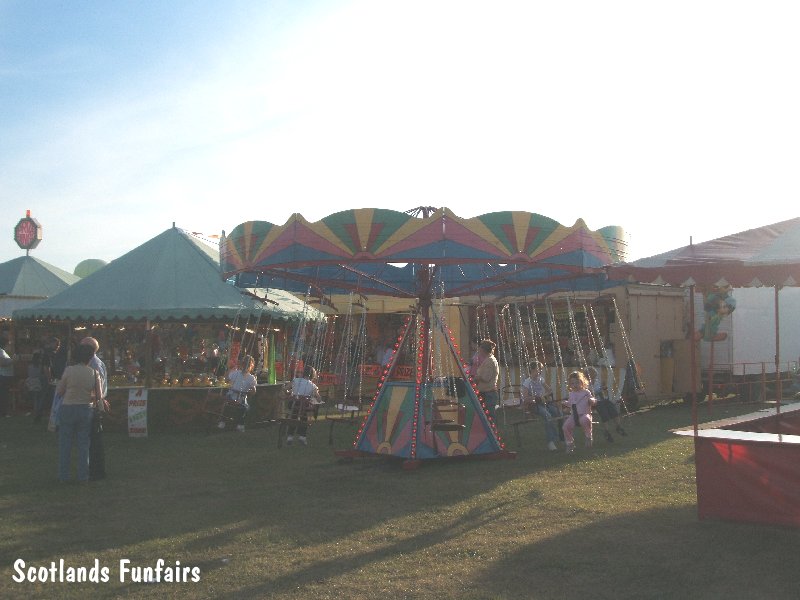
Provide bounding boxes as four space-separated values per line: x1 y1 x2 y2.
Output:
13 226 320 385
0 255 79 319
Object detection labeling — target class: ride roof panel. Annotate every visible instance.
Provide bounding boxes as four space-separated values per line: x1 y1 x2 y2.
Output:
223 208 626 298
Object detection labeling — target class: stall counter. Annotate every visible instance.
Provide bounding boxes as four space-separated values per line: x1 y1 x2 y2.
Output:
103 383 285 433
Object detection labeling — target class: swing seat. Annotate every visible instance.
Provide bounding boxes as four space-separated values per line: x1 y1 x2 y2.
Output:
431 420 465 432
509 394 568 448
435 399 460 408
323 385 367 445
276 394 317 448
203 390 248 433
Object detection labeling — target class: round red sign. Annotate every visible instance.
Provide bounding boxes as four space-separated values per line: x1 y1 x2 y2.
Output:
14 217 42 250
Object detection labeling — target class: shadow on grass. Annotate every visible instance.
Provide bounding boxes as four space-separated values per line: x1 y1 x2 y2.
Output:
218 500 515 599
479 505 799 600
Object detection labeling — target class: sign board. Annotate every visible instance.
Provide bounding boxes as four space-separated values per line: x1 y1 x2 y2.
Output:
128 388 148 437
13 212 42 250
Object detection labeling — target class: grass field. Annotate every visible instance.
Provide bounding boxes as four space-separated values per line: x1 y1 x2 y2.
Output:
1 400 797 600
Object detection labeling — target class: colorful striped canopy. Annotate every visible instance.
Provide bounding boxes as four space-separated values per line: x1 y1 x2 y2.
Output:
221 208 626 298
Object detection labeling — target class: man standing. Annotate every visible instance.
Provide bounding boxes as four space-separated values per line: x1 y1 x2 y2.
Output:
82 336 108 480
475 339 500 422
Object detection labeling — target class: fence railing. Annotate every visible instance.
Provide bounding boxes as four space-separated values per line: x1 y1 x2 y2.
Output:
701 360 800 404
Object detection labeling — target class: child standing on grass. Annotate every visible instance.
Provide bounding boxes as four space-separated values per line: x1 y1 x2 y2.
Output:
585 366 626 443
562 370 596 452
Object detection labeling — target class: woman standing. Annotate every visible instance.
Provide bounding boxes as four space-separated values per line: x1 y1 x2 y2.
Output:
56 344 102 483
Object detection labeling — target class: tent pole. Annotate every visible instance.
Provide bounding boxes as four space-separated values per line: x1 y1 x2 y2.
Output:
689 285 698 436
145 320 153 389
775 286 781 420
708 339 715 416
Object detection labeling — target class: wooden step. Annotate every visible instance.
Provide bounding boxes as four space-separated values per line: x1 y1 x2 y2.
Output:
431 420 465 432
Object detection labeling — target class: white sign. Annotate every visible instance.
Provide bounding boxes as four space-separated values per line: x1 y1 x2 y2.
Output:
127 388 148 437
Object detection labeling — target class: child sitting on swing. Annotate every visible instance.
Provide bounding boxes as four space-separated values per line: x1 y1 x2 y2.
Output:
562 370 596 452
220 355 257 433
521 361 561 451
286 365 320 446
584 366 626 443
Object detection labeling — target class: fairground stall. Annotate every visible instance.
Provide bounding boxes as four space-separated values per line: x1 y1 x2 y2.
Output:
222 207 630 467
610 217 800 527
13 226 320 434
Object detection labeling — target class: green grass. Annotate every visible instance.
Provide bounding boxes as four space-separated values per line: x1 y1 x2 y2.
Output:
1 401 797 599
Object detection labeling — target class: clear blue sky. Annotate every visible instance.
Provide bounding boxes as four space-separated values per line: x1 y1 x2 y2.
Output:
2 0 798 274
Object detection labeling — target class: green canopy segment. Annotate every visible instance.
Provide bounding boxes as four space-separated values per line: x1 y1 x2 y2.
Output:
13 226 315 322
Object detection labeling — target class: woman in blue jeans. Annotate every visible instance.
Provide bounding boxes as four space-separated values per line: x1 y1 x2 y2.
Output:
56 344 102 483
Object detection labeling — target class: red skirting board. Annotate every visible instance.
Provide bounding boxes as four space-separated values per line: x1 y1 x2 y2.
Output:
677 405 800 528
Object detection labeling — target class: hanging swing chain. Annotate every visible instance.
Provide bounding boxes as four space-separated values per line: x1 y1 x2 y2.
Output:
566 297 587 370
496 304 513 392
354 302 368 404
611 296 635 362
546 299 568 396
528 302 546 368
433 278 452 391
611 295 639 413
335 291 355 398
215 307 243 390
513 303 530 384
477 303 489 341
587 303 617 397
583 304 597 359
533 304 547 369
299 285 319 372
525 302 539 367
307 316 324 374
286 286 311 380
246 290 273 375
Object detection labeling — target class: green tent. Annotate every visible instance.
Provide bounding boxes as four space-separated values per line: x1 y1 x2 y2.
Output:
0 255 79 319
12 226 314 322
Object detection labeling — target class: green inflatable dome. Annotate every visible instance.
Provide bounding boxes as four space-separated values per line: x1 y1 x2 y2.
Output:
74 258 108 278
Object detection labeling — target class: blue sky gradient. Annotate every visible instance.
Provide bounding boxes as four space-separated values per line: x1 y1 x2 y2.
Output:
2 1 799 274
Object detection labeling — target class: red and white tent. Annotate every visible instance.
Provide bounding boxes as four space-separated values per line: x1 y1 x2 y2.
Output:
608 217 800 289
609 217 800 403
609 218 800 528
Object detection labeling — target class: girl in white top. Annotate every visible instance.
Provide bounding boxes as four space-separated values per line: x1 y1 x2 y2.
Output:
286 365 320 446
220 355 257 432
562 370 597 452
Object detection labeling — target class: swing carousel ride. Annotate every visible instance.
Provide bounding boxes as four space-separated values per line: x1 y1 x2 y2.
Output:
221 207 627 467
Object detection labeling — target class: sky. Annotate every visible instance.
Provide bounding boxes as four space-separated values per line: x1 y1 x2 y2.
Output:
1 0 799 274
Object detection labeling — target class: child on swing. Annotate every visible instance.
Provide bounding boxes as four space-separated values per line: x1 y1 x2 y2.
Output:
220 355 257 432
521 361 561 451
562 370 596 452
286 365 320 446
584 366 626 443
